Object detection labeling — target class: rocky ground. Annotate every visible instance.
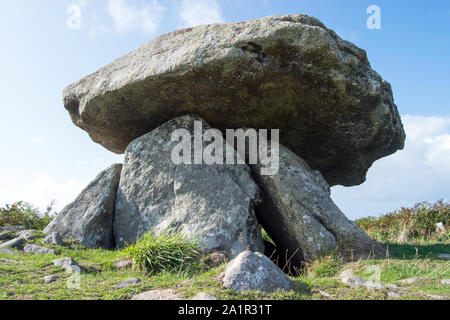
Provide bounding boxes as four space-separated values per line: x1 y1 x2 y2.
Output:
0 228 448 300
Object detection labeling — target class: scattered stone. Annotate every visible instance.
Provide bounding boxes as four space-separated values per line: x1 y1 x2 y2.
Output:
440 279 450 285
192 292 217 300
43 232 64 246
44 276 58 284
339 269 368 287
384 284 399 290
0 226 25 232
388 292 401 299
131 289 181 300
63 14 405 187
0 237 25 250
23 244 56 255
251 143 381 263
115 278 141 289
223 251 292 293
204 251 230 268
0 248 14 255
114 258 133 270
427 294 445 300
52 258 84 274
114 116 264 257
398 277 423 284
17 230 38 241
435 222 446 233
44 164 122 249
437 254 450 261
0 231 13 241
316 290 336 300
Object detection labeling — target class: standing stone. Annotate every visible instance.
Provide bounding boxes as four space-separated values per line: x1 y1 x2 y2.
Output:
43 232 64 246
114 115 264 257
251 142 381 263
62 14 405 187
44 164 122 249
223 251 292 292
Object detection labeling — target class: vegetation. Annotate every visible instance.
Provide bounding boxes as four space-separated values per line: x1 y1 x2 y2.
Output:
0 201 54 231
356 200 449 243
0 200 448 300
122 229 205 275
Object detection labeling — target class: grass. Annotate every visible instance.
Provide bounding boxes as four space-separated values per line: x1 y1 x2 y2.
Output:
1 234 448 300
0 200 448 300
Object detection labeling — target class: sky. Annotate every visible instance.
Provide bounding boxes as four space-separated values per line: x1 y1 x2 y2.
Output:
0 0 449 220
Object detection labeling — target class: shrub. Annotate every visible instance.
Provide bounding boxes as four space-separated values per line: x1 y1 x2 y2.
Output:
122 228 205 274
0 201 54 230
356 200 449 243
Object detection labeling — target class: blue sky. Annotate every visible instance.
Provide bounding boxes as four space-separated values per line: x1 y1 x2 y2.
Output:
0 0 449 219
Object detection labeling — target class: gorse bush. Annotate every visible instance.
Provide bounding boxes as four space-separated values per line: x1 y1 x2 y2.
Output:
122 228 205 274
356 200 449 243
0 201 54 230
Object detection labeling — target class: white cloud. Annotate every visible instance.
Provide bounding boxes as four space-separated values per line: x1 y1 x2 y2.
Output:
0 175 88 212
178 0 224 28
331 115 450 220
108 0 165 34
67 3 82 30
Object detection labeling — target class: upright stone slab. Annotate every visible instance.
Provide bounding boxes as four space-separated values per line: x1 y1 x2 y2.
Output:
250 143 380 263
114 115 264 257
43 164 122 249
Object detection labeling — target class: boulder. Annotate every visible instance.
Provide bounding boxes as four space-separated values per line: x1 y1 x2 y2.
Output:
0 226 25 232
0 237 25 250
114 115 264 257
52 257 85 274
62 14 405 187
223 251 292 292
23 244 56 255
17 230 38 241
251 142 380 263
44 164 122 249
438 254 450 261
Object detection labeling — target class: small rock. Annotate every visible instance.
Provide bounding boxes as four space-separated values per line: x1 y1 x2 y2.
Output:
0 237 25 250
131 289 181 300
17 230 38 241
0 248 14 255
44 275 58 284
435 222 446 233
0 231 13 241
52 257 84 274
438 254 450 261
114 258 133 270
384 284 399 290
0 258 17 263
339 269 367 287
399 277 425 284
0 226 25 232
427 294 445 300
223 251 292 293
115 278 141 289
23 244 56 255
43 232 64 246
388 292 401 299
440 279 450 285
192 292 217 300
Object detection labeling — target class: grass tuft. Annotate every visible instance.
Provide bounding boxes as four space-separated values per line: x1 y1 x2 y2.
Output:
122 228 205 275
